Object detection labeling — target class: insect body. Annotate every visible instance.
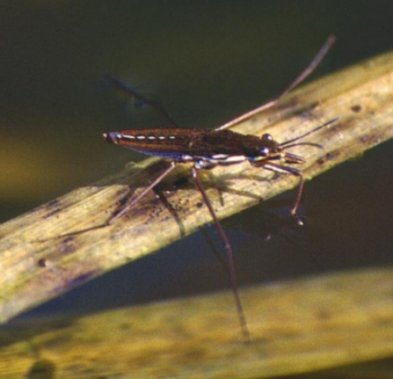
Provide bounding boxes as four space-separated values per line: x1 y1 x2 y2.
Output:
105 128 284 164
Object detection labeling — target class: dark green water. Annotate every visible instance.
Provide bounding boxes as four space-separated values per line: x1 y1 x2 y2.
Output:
1 1 392 374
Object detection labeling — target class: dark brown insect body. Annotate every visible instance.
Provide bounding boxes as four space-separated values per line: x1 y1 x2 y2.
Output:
104 128 304 181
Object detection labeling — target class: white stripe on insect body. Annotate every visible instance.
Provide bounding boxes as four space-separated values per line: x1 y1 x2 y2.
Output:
211 154 247 164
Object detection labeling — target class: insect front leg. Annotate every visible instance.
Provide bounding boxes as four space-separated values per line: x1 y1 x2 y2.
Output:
252 160 305 220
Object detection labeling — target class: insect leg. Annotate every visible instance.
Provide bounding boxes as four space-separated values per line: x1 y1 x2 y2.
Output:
258 161 305 219
106 161 177 225
191 166 250 341
105 74 179 127
53 162 177 239
215 35 335 131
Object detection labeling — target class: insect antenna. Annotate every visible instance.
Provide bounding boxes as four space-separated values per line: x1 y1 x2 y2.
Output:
104 74 179 127
280 117 338 149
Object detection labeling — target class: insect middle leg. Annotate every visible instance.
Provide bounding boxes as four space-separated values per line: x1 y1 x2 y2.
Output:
191 166 250 341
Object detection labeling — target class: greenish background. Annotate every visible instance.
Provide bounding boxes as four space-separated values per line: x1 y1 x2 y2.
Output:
1 1 392 364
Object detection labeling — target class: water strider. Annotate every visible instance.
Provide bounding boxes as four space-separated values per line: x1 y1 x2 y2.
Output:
77 36 337 341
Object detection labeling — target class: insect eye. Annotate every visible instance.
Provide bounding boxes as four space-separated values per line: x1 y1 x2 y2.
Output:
261 133 273 142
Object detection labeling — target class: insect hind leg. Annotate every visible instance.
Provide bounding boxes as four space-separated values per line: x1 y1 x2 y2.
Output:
214 35 335 132
105 74 179 128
